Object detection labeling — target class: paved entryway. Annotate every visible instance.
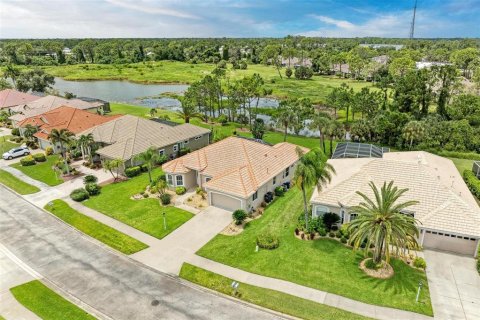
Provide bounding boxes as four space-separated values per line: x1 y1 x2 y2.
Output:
131 206 232 274
424 250 480 320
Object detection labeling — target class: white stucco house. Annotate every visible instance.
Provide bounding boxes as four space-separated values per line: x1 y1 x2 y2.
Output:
310 151 480 257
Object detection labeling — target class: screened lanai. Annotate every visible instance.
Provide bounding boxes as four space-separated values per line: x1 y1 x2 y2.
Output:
331 142 389 159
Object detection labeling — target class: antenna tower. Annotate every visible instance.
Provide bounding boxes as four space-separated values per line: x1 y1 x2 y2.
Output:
409 0 417 39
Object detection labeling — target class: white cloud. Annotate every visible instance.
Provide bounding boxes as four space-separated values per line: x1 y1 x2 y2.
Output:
104 0 199 19
311 15 355 29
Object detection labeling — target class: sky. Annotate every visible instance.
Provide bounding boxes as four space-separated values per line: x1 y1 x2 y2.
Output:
0 0 479 39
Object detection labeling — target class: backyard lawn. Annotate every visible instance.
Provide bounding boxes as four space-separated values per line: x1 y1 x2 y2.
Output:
0 169 40 194
180 263 371 320
45 199 148 254
197 188 432 316
11 155 63 186
83 169 193 239
10 280 96 320
0 135 20 154
448 157 474 175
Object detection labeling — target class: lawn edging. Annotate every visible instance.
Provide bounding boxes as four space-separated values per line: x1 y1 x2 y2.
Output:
0 169 40 194
44 199 148 254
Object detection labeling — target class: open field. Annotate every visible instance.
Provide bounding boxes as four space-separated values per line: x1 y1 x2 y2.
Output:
38 61 374 104
45 199 148 254
180 263 371 320
0 169 40 194
83 169 193 239
11 155 64 186
197 187 432 316
10 280 96 320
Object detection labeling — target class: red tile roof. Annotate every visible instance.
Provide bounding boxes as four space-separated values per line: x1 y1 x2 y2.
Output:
17 106 121 139
0 89 40 109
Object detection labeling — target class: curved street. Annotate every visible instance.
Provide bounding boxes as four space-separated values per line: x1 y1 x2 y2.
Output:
0 185 279 320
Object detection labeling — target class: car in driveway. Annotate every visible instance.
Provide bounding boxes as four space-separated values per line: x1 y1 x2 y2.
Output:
2 146 30 160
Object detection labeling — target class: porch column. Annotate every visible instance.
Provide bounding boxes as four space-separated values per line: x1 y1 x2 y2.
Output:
420 229 426 246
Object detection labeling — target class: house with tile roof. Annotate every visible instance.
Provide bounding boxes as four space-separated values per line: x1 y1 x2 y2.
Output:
9 95 101 126
80 114 210 167
310 151 480 257
0 89 41 110
163 136 308 212
17 106 121 152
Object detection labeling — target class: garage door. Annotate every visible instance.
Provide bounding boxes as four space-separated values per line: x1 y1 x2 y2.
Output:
423 230 478 256
210 192 242 212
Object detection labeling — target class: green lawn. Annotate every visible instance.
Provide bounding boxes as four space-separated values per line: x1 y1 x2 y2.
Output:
197 188 432 316
0 135 20 154
44 199 148 254
38 62 373 104
180 263 371 320
10 280 96 320
448 157 474 175
110 103 335 155
11 155 64 186
83 169 193 239
0 169 40 194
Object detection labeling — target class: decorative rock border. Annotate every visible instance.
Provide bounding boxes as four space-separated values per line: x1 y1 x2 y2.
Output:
359 258 394 279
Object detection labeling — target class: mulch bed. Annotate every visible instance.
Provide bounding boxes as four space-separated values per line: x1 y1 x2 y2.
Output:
359 258 394 279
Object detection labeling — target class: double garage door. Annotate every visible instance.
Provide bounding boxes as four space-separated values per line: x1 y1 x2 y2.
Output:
210 192 242 212
423 230 478 256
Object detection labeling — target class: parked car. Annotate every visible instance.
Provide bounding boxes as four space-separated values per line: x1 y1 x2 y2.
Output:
2 146 30 160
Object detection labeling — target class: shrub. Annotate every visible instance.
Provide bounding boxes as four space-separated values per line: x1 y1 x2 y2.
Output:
463 170 480 199
335 231 341 238
139 164 149 172
274 186 285 197
11 128 20 136
364 258 381 270
294 66 313 80
175 186 186 195
150 186 158 194
339 223 350 238
70 149 82 159
328 231 335 237
322 212 341 231
256 233 279 250
160 193 171 205
232 209 247 225
217 114 228 126
178 148 190 156
340 236 347 244
83 175 98 184
413 257 427 270
20 155 36 166
125 166 141 178
70 188 89 202
285 67 293 78
45 146 53 156
85 182 101 196
32 153 46 162
143 193 149 198
318 229 327 237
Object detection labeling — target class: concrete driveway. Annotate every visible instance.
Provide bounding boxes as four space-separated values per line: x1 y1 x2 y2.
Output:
424 250 480 320
0 186 279 320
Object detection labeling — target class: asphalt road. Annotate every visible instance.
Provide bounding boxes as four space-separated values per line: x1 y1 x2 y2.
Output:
0 186 279 320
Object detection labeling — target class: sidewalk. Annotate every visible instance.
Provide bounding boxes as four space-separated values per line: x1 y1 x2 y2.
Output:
1 166 50 190
187 255 433 320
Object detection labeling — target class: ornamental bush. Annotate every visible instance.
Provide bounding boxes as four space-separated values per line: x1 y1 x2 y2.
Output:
11 128 20 136
33 153 46 162
85 182 101 196
70 188 89 202
413 257 427 270
232 209 247 225
364 258 381 270
274 186 285 197
45 146 54 156
294 66 313 80
160 193 171 205
256 233 279 250
125 166 141 178
20 155 36 166
463 170 480 199
322 212 341 231
175 186 187 195
83 175 98 184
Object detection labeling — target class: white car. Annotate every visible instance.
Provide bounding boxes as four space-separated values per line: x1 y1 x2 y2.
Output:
2 146 30 160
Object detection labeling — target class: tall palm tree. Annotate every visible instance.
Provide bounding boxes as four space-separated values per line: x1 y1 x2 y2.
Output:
48 128 74 175
77 133 95 160
308 112 331 153
273 99 297 142
177 97 202 124
293 147 336 230
23 124 38 142
402 121 425 150
348 181 420 265
134 147 160 183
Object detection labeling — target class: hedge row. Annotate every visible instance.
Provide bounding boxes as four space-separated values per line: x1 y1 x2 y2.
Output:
430 150 480 161
463 170 480 199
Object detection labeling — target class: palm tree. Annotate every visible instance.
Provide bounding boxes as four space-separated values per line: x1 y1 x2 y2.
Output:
293 147 336 230
134 147 160 183
77 133 95 160
177 98 202 124
23 124 38 142
273 100 297 142
308 112 331 153
48 128 74 175
150 108 157 118
326 120 344 156
103 158 123 182
348 181 420 265
3 64 20 88
402 121 425 150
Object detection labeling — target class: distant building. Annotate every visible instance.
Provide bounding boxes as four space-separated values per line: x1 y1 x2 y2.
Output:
62 47 72 55
416 61 451 69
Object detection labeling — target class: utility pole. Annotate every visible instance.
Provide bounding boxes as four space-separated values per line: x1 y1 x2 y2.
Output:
409 0 418 40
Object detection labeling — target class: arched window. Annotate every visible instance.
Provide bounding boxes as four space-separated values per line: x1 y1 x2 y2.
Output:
313 205 330 218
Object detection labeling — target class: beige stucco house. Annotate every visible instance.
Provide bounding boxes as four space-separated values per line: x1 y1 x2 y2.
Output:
310 151 480 257
81 115 210 169
163 136 308 212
